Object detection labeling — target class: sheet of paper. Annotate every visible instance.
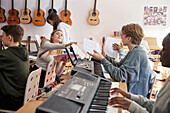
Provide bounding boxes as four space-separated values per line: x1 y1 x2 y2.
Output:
71 44 86 59
83 38 101 54
105 37 121 59
35 35 41 47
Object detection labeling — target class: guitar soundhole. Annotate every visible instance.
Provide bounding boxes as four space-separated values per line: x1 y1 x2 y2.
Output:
92 12 96 16
10 19 16 22
0 17 2 19
90 19 97 21
22 18 29 20
64 21 68 23
35 20 42 22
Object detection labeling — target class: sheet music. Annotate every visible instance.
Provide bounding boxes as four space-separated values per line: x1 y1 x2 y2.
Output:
105 37 121 59
35 35 41 47
83 38 101 54
71 44 86 59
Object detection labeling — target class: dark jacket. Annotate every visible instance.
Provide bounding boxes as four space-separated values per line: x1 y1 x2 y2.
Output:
0 46 29 110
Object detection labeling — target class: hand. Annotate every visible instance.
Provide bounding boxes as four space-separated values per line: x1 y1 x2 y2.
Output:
112 43 123 51
87 50 105 61
40 36 46 40
109 88 131 99
65 43 72 47
108 97 131 110
60 56 70 63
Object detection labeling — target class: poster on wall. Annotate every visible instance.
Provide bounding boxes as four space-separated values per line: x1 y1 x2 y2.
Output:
144 6 167 26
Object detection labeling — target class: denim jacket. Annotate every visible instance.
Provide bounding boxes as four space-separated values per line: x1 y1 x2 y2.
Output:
101 45 153 97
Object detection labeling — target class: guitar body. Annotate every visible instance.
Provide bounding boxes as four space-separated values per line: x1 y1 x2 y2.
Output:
33 9 45 26
88 9 100 25
60 10 72 25
48 9 57 15
20 8 32 24
0 8 6 23
7 9 19 24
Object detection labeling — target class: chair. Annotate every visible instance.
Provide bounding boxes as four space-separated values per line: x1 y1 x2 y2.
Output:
147 71 157 99
0 68 42 112
43 60 56 88
24 67 42 104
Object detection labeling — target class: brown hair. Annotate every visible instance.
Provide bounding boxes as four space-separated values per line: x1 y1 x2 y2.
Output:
47 13 62 30
1 24 24 42
39 29 63 58
121 23 144 45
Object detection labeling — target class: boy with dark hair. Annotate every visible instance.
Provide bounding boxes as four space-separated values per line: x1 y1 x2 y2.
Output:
88 23 154 97
0 24 29 110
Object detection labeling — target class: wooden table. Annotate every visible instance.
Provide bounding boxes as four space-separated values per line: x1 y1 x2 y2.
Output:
16 82 127 113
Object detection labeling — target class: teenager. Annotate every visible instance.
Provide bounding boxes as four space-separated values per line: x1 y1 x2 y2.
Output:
0 24 29 110
88 23 154 97
47 13 71 44
32 29 72 88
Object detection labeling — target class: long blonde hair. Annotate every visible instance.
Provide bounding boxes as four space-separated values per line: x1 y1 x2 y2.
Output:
39 29 63 58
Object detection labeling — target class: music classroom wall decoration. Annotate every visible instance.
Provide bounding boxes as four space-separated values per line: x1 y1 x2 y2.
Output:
1 0 101 26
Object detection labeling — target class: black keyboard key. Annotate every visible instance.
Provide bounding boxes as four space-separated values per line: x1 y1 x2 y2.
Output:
92 100 108 106
94 96 108 100
90 105 107 110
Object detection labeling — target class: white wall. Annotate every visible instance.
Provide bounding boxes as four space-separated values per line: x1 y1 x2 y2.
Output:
0 0 170 50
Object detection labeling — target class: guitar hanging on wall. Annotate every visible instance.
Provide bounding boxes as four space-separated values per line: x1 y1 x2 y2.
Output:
48 0 57 15
0 0 6 23
47 0 57 23
20 0 32 24
7 0 20 24
33 0 45 26
60 0 72 25
88 0 100 25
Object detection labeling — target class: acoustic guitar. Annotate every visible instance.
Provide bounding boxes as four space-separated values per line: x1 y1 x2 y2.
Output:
60 0 72 25
33 0 45 26
0 0 6 23
7 0 20 24
48 0 57 15
88 0 100 25
20 0 32 24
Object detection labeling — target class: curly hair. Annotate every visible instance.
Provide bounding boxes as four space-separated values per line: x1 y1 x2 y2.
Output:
121 23 144 45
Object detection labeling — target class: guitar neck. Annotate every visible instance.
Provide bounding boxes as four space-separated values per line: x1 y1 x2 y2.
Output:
64 0 67 13
37 0 40 15
93 0 97 12
25 0 27 11
0 0 1 8
11 0 14 14
51 0 53 10
0 0 1 14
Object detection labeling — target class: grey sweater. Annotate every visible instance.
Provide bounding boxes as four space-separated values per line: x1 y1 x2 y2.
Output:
101 45 153 97
129 75 170 113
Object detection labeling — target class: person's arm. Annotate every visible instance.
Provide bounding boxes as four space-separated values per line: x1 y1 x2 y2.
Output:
129 94 155 113
109 88 150 113
101 50 141 82
55 62 66 76
55 55 70 76
42 41 66 50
